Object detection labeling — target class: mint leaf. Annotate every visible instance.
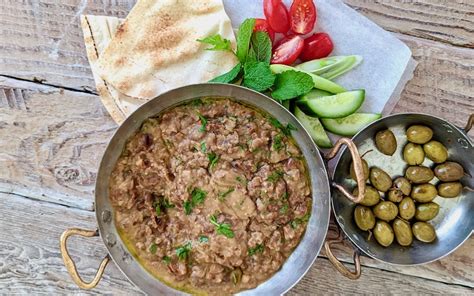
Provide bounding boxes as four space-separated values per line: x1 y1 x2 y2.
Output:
209 63 242 83
242 62 275 92
246 47 257 64
236 18 256 62
197 34 232 51
251 31 272 64
271 70 314 101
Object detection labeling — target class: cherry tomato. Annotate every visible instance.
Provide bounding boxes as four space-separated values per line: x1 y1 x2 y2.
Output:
272 33 296 49
254 18 275 43
263 0 291 33
271 35 305 65
290 0 317 35
300 33 334 61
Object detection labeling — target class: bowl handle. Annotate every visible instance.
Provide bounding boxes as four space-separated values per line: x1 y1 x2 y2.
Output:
60 228 110 289
325 138 365 203
324 233 361 280
462 114 473 134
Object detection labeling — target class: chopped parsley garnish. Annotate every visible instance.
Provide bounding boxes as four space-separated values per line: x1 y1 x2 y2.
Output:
272 134 284 151
184 188 207 215
198 235 209 243
207 152 219 169
218 187 235 201
280 203 289 214
149 243 157 254
269 117 297 135
210 215 235 238
200 141 207 152
191 98 203 107
248 243 264 256
281 191 289 200
236 176 248 185
290 213 310 229
153 196 174 216
267 170 284 182
152 199 162 217
197 112 207 132
176 242 192 261
162 255 171 264
163 199 175 209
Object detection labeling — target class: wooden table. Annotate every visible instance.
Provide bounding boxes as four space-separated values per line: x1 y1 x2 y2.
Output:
0 0 473 294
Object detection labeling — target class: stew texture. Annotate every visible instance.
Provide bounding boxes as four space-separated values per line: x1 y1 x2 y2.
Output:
109 98 312 294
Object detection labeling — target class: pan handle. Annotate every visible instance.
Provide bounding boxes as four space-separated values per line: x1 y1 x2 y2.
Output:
60 228 110 289
325 138 365 203
324 233 361 280
463 114 473 134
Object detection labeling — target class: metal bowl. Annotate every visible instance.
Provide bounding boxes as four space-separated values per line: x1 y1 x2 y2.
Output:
60 83 345 295
330 113 473 265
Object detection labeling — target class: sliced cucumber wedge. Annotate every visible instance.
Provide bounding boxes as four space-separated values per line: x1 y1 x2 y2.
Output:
270 64 346 94
296 55 363 80
321 113 382 136
294 106 332 148
296 90 365 118
296 89 332 116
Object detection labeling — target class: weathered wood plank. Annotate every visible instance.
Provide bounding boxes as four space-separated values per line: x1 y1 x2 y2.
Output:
0 192 142 294
0 0 135 91
392 34 474 131
1 192 471 294
344 0 474 48
321 217 474 288
0 76 116 210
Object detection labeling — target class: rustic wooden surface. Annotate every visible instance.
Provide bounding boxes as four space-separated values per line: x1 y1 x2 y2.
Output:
0 0 473 294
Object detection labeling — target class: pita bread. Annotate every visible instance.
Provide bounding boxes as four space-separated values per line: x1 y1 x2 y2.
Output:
81 15 145 124
94 0 238 100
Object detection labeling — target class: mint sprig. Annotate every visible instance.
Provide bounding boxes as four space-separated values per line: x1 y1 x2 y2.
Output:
197 34 232 51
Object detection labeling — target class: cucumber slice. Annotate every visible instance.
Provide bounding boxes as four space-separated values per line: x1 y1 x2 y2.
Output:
295 55 363 80
321 113 382 136
296 90 365 118
294 106 332 148
296 89 332 116
270 64 346 94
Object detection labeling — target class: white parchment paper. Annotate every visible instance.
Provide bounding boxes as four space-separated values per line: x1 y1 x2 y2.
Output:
223 0 416 115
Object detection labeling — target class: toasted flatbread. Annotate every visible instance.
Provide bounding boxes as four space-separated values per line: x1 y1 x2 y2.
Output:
94 0 238 100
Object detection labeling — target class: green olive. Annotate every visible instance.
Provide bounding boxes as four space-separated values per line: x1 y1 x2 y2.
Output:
393 218 413 246
415 202 440 221
434 162 465 182
406 125 433 144
393 177 412 196
399 197 416 220
423 141 448 163
354 205 376 231
375 129 397 156
370 167 392 192
350 159 369 181
374 221 394 247
387 189 403 203
411 184 438 203
405 166 434 184
353 186 381 207
438 182 463 198
412 222 436 243
373 201 398 222
403 143 425 165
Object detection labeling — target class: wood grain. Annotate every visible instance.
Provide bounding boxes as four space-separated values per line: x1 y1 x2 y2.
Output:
0 76 116 211
344 0 474 48
1 192 471 295
392 34 474 131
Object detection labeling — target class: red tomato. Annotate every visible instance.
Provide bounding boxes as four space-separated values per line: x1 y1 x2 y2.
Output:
272 33 295 49
300 33 334 61
290 0 317 35
254 18 275 43
263 0 291 33
271 35 305 65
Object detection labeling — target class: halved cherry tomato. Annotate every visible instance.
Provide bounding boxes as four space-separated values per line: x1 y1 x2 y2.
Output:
272 33 295 49
263 0 291 33
290 0 317 35
271 35 304 65
300 33 334 61
254 18 275 43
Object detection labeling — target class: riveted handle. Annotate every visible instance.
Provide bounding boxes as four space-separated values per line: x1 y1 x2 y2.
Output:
325 138 365 203
324 234 361 280
463 114 473 133
60 228 110 289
